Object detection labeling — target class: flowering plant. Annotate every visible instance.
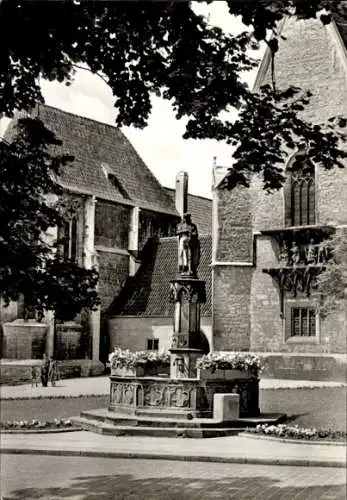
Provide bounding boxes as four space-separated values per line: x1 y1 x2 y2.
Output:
0 419 73 430
247 423 347 441
108 347 137 370
108 347 170 370
196 352 262 375
135 350 170 366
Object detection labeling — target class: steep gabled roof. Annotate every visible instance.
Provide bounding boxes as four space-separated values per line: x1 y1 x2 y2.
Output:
110 234 212 317
6 104 177 215
164 187 212 235
334 1 347 48
252 14 347 126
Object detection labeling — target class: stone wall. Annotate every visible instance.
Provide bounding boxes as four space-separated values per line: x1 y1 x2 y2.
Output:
261 353 347 382
0 359 105 385
138 209 177 251
108 316 212 353
95 200 130 249
2 321 48 359
54 322 83 360
214 186 253 262
213 267 252 351
212 184 253 351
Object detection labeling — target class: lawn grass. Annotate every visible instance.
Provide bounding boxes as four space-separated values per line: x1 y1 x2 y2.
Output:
1 387 346 432
0 396 109 422
260 387 346 431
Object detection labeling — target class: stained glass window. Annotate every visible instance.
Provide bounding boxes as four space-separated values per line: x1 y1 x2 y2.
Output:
286 160 315 227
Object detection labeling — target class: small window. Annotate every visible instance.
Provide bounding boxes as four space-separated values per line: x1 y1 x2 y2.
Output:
107 173 129 199
63 216 78 262
147 338 159 351
290 307 316 337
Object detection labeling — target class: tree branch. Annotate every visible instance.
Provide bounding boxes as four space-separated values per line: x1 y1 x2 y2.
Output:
71 63 109 87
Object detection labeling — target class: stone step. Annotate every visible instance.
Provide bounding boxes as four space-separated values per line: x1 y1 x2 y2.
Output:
71 416 240 438
81 410 203 428
76 408 286 435
81 408 286 428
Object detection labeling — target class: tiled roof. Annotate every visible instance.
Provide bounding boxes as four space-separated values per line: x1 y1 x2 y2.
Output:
6 105 177 215
164 188 212 235
110 234 212 317
334 2 347 48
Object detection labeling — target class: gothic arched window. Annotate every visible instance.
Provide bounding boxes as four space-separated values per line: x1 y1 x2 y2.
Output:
285 157 315 227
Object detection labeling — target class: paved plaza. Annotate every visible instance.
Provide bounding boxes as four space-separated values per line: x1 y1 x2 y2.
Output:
1 375 346 498
1 430 345 468
1 455 346 500
1 375 345 400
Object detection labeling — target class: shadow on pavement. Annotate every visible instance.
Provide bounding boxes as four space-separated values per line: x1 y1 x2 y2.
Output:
284 412 311 423
4 473 347 500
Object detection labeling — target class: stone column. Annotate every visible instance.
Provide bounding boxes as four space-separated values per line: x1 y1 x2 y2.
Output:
128 206 141 276
45 310 55 358
83 196 100 361
43 224 58 358
169 278 206 378
169 172 206 379
175 171 188 215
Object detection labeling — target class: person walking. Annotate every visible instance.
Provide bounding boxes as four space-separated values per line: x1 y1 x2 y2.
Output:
40 355 49 387
31 365 38 387
48 357 56 386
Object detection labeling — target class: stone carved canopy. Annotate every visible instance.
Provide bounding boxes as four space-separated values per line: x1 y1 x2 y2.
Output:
169 279 206 304
261 225 335 317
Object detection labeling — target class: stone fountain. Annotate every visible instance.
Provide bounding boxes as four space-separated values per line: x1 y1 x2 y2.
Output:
74 172 285 437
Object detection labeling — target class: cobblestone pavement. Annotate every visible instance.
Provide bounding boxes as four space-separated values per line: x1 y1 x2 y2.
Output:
1 454 346 499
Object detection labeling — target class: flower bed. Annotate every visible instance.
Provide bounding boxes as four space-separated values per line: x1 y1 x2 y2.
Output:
196 352 262 377
246 423 347 442
0 418 74 431
109 347 170 376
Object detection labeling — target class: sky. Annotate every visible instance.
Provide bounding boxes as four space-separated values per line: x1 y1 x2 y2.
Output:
0 1 264 198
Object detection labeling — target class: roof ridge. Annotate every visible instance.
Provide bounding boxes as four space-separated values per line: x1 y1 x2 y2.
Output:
37 103 120 132
33 104 178 215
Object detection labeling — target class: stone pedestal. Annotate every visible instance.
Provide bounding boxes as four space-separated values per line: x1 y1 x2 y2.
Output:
2 320 48 359
55 322 83 359
169 277 206 379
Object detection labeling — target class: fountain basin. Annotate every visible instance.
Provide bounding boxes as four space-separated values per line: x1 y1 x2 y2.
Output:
109 374 259 418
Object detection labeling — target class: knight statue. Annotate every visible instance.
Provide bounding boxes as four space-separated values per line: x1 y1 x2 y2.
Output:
177 213 200 277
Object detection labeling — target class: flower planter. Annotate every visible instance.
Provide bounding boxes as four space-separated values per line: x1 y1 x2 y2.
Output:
142 363 170 377
111 366 145 377
156 364 170 377
198 368 255 380
109 348 171 378
111 364 170 378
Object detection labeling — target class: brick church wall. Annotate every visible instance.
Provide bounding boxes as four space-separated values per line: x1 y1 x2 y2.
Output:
215 187 253 262
213 17 347 355
248 18 347 354
95 201 130 249
94 200 131 311
212 187 253 350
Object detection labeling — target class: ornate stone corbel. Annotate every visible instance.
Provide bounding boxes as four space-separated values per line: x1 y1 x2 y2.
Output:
56 193 83 219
